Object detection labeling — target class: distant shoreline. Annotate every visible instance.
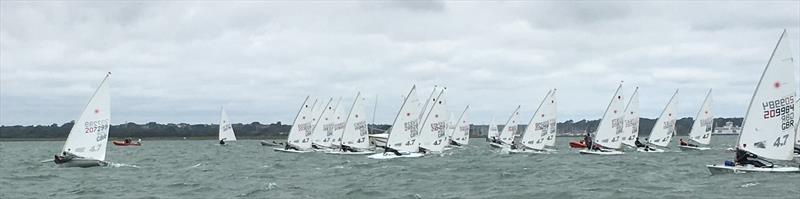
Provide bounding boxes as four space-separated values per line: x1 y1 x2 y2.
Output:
1 135 742 142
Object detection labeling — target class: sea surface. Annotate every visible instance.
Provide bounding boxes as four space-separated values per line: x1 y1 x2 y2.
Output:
1 136 798 199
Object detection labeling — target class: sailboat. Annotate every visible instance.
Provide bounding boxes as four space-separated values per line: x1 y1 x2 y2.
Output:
367 85 424 159
449 106 470 146
579 83 625 155
218 107 237 145
707 30 799 174
326 92 376 155
680 89 713 151
486 116 499 141
511 89 557 154
53 72 111 167
418 88 449 153
638 89 678 153
273 96 317 153
310 98 337 150
489 105 521 149
621 87 640 149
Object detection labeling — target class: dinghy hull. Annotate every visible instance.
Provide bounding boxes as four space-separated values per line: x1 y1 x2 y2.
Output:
636 147 665 153
324 151 376 155
260 140 281 146
272 148 312 153
678 145 710 151
488 142 507 149
112 141 141 146
706 164 800 175
56 158 107 168
568 141 587 148
578 149 624 155
366 152 424 159
508 149 548 154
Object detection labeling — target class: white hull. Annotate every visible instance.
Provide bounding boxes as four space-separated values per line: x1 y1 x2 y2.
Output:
324 150 376 155
488 142 507 149
366 152 424 159
272 148 313 153
636 147 665 153
706 164 800 175
259 140 281 146
56 158 107 168
508 149 548 154
579 149 624 155
678 145 710 151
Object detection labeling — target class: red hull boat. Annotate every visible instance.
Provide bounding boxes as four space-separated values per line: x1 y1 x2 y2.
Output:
569 141 587 148
112 140 141 146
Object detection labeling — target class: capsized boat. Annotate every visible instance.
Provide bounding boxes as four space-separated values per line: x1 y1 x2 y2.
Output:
706 30 800 174
511 89 557 154
53 72 112 167
367 85 424 159
639 89 679 153
579 83 625 155
273 96 316 153
680 89 713 151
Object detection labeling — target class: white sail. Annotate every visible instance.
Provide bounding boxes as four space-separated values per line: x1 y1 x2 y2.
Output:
498 105 522 145
450 106 470 145
287 96 316 150
648 90 679 148
311 98 335 147
419 86 439 122
419 88 449 152
341 92 370 149
593 83 625 149
689 89 713 145
544 89 558 147
331 97 347 145
521 90 557 150
61 73 111 161
219 107 237 141
487 117 498 140
621 87 640 147
385 86 422 152
737 30 796 161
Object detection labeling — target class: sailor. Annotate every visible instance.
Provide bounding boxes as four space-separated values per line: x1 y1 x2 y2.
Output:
679 139 697 147
583 134 593 150
734 144 769 168
383 147 402 156
634 138 646 148
219 138 226 145
284 143 299 151
794 146 800 154
510 141 517 150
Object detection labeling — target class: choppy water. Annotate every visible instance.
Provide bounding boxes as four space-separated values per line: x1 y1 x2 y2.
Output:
1 136 798 199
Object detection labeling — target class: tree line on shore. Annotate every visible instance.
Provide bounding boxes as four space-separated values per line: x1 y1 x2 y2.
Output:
0 118 743 139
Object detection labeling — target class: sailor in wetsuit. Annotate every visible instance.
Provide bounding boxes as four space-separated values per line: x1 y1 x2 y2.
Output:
734 144 769 168
284 143 300 151
794 145 800 154
679 139 697 147
383 147 402 156
219 138 226 145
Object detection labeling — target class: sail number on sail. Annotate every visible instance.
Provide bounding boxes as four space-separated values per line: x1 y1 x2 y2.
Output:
85 119 109 134
762 95 794 130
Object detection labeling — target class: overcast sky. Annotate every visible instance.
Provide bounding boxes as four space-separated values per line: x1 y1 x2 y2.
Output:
1 1 799 126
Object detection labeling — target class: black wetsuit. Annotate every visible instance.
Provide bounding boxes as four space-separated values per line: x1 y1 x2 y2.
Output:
383 147 402 156
734 149 767 168
680 141 697 147
219 140 225 145
634 140 645 148
794 146 800 154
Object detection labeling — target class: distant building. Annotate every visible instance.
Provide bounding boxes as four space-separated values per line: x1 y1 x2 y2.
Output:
714 121 740 135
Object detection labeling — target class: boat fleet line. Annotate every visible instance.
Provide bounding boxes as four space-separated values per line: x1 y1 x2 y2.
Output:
48 30 800 174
